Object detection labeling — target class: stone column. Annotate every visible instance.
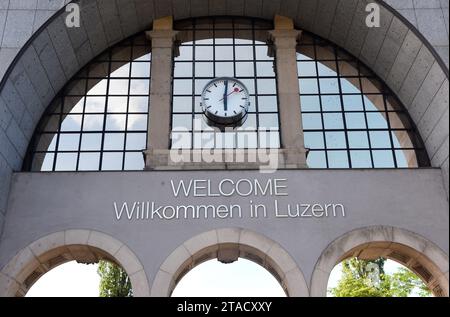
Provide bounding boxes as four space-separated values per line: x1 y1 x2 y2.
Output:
269 15 307 168
144 17 179 169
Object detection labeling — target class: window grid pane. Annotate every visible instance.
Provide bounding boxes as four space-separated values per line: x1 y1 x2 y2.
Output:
26 34 150 171
172 17 281 150
298 33 428 169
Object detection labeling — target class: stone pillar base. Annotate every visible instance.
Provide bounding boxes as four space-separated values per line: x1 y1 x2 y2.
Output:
144 148 308 171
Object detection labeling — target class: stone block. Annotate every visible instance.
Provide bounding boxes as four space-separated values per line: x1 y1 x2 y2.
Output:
1 10 35 48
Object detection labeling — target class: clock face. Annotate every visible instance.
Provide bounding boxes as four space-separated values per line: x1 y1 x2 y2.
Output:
201 77 250 127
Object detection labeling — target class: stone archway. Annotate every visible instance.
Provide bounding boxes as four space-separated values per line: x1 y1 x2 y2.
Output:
0 230 150 297
310 226 449 297
150 228 308 297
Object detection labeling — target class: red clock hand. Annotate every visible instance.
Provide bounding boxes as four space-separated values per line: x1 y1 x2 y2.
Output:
219 87 240 101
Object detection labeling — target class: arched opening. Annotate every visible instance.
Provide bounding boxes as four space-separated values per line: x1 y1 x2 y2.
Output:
150 229 308 297
25 261 100 297
311 227 449 297
0 230 150 297
172 258 286 297
327 257 433 297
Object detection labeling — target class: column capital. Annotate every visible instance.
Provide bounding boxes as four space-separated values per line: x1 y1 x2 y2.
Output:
145 30 180 48
268 29 302 50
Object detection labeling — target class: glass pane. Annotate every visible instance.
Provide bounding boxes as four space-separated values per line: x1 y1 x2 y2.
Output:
307 151 327 168
235 46 254 60
55 153 78 171
129 97 148 112
80 133 102 151
130 79 149 94
256 62 275 77
108 97 128 113
173 79 193 95
87 80 108 95
323 113 344 130
297 61 317 76
325 132 347 149
304 132 325 149
257 79 276 94
173 97 193 113
372 150 395 168
58 134 80 151
128 114 147 131
259 114 279 129
102 152 123 170
258 96 278 112
319 78 339 94
124 152 144 170
299 79 318 94
106 114 126 131
317 61 336 76
104 133 125 150
131 62 150 77
173 114 192 131
370 131 392 149
195 46 213 60
78 153 100 171
255 46 272 60
85 97 106 113
236 62 254 77
367 112 388 129
258 131 280 148
126 133 146 150
302 113 322 130
174 62 193 77
215 62 234 77
215 46 234 60
347 131 369 148
321 95 341 111
343 95 364 111
110 63 130 77
195 62 213 77
60 115 82 132
109 79 129 95
328 151 349 168
83 115 104 131
340 78 361 93
300 95 320 112
350 151 372 168
345 113 367 129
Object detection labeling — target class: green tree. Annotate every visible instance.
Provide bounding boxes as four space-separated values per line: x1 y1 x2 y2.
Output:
98 260 133 297
329 258 432 297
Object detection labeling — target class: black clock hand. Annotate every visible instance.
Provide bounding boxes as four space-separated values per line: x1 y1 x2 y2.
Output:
224 80 228 111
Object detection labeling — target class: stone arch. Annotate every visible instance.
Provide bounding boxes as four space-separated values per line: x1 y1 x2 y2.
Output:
310 226 449 297
150 228 308 297
0 230 150 297
0 0 447 174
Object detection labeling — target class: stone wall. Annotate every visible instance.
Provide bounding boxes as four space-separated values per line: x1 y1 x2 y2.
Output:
0 0 449 241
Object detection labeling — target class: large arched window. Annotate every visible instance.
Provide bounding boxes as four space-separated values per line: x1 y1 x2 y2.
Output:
24 18 428 171
171 18 280 150
297 33 429 168
24 33 151 171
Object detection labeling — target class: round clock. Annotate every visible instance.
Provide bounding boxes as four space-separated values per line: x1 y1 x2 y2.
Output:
201 77 250 128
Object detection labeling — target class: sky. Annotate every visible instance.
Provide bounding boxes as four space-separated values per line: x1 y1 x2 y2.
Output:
25 258 407 297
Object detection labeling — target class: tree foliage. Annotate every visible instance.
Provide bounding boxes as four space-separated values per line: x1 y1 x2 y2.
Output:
98 260 133 297
329 258 432 297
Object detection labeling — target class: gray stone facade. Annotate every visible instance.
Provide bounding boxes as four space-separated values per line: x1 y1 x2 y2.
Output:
0 0 448 297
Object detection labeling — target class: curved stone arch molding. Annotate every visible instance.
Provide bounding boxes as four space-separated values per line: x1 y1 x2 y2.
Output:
0 229 151 297
150 228 309 297
310 226 449 297
0 0 447 173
